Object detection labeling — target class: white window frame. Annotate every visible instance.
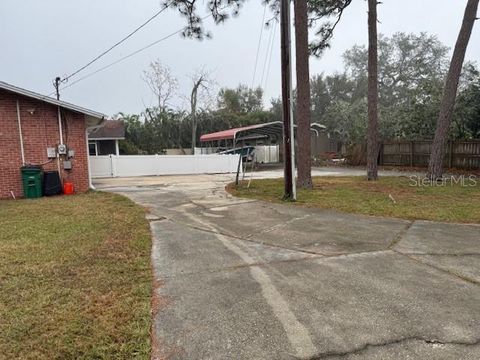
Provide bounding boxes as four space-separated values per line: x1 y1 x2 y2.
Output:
88 141 98 156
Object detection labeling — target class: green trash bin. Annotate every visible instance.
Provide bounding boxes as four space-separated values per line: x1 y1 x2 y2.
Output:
21 166 43 199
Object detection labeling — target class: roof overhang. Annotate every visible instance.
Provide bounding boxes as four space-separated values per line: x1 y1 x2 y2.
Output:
88 137 126 141
0 81 106 126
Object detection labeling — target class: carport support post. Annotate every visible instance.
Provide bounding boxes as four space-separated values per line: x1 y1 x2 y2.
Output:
280 0 296 200
235 146 244 186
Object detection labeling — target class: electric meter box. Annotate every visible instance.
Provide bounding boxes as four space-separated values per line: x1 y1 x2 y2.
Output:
57 144 67 155
47 147 57 158
63 160 72 170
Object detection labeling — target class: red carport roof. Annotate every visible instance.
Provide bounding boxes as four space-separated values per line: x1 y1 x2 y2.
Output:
200 121 327 143
200 124 267 142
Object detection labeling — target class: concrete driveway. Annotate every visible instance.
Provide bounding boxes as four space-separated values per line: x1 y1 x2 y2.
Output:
95 170 480 359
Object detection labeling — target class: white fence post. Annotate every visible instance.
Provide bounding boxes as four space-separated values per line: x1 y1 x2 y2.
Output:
110 155 118 177
109 155 113 177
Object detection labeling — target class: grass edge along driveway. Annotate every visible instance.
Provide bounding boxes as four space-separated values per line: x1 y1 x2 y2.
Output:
227 176 480 224
0 192 152 359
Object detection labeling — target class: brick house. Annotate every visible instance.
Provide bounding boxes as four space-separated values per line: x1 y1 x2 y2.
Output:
0 81 105 199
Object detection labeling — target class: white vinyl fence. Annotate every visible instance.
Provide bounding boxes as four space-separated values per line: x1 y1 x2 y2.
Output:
195 145 280 163
194 147 217 155
254 145 279 163
90 154 240 178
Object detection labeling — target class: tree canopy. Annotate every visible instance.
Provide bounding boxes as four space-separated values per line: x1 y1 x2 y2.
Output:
119 32 480 155
217 85 263 114
309 32 480 144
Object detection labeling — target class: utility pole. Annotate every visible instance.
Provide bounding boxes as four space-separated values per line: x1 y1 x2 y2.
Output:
280 0 296 200
54 76 62 100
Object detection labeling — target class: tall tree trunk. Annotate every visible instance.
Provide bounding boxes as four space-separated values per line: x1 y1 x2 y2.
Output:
428 0 479 180
294 0 313 189
367 0 379 181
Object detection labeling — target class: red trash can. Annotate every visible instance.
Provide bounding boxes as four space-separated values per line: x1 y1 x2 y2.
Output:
63 182 75 195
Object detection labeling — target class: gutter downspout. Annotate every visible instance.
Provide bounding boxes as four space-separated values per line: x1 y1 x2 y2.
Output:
16 100 25 165
85 130 94 190
86 118 105 190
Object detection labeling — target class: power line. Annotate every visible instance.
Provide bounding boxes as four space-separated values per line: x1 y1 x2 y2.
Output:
57 30 182 93
54 13 214 94
259 22 275 89
251 3 267 88
263 20 278 89
61 3 170 83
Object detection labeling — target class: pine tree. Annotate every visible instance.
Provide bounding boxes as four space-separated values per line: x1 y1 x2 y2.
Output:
428 0 479 179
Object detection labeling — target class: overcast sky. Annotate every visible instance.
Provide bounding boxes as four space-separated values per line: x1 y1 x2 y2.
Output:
1 0 479 116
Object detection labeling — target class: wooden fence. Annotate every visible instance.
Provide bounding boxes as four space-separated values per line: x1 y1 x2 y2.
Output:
380 140 480 169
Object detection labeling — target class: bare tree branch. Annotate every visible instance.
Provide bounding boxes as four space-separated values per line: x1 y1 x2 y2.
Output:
189 67 215 151
143 60 178 109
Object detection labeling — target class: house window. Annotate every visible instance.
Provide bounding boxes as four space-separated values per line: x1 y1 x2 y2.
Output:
88 141 98 156
97 140 116 155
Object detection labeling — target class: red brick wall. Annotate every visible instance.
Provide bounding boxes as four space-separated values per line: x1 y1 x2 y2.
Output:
0 90 90 199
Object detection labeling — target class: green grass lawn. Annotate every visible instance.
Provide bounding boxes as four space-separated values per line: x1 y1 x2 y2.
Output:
227 176 480 223
0 192 152 359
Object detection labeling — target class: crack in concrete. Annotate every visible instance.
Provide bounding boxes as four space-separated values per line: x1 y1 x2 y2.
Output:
394 250 480 286
180 220 398 260
204 199 260 210
158 255 321 280
387 220 415 249
154 216 397 264
245 214 313 238
397 252 480 256
168 218 327 257
147 216 168 222
306 336 480 359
